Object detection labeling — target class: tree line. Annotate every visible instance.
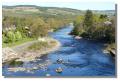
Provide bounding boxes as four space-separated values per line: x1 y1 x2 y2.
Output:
71 10 115 43
2 16 71 43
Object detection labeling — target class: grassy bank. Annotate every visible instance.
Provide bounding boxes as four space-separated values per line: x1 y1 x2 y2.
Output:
28 40 57 51
2 38 35 48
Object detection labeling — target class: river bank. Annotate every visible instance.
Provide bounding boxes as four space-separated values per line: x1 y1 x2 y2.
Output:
73 35 116 57
104 43 116 57
2 37 61 63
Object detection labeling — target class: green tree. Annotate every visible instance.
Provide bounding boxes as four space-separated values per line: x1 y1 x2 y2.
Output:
31 18 49 37
83 10 93 30
83 10 93 38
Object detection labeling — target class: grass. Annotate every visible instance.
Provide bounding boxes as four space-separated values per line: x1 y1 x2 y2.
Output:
2 38 35 48
28 40 56 51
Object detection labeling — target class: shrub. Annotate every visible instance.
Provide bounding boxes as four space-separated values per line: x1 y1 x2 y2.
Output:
2 34 8 43
15 31 22 41
7 31 16 42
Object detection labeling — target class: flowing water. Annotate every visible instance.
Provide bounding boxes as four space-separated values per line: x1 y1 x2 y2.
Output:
2 24 115 77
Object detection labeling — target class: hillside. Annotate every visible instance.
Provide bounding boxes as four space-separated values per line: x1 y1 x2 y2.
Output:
2 5 115 18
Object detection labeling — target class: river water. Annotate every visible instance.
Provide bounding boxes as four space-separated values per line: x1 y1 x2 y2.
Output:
2 24 115 77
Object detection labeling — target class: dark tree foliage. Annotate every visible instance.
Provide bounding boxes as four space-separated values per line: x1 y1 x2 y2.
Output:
99 14 108 19
83 10 93 29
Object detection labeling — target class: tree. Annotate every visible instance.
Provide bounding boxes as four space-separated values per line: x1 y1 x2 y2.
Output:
70 16 84 35
83 10 93 38
83 10 93 30
99 14 107 19
31 18 49 37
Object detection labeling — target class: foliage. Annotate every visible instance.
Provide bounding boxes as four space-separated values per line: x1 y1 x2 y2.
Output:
2 34 8 43
84 10 93 27
30 18 49 37
2 16 70 38
28 40 56 50
71 10 115 43
15 31 22 41
2 38 34 47
7 31 16 42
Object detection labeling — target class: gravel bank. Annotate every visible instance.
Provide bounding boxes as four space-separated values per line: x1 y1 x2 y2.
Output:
2 38 61 63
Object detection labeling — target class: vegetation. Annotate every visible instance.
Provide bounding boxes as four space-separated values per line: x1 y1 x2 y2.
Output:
6 59 23 67
2 5 73 47
71 10 116 54
28 40 57 51
71 10 115 42
2 37 34 47
2 6 115 50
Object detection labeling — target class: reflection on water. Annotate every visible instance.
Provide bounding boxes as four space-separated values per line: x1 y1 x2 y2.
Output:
2 24 115 77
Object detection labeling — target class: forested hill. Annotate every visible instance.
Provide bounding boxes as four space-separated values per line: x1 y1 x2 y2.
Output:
2 5 115 17
2 5 82 17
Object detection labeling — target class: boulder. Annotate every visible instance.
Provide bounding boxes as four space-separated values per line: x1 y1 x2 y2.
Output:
75 36 82 39
46 74 51 77
55 67 63 73
2 47 19 63
57 58 63 63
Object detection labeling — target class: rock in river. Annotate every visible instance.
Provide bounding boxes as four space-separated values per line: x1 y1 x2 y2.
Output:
57 58 63 63
55 67 63 73
75 36 82 39
46 74 51 77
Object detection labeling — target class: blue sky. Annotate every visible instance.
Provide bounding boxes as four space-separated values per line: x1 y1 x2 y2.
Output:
2 2 115 10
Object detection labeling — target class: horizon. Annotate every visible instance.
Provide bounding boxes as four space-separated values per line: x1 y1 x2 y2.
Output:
2 2 115 10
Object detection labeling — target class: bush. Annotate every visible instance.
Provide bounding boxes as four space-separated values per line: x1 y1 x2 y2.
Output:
7 31 16 42
2 34 8 43
15 31 22 41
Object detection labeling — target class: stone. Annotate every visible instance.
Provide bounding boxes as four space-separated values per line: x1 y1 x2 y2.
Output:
57 58 63 63
33 67 38 70
2 47 19 63
46 74 51 77
75 36 82 39
55 67 63 73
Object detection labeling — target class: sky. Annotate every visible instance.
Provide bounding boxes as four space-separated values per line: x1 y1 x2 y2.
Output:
2 0 115 10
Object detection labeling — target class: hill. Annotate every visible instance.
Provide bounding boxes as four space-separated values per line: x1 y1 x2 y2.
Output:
2 5 115 18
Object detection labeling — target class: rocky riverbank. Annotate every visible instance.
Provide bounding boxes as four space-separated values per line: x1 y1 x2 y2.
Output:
103 43 116 57
2 37 61 63
7 60 51 72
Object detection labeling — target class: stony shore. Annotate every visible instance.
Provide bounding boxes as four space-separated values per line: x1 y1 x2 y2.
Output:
2 38 61 63
103 43 116 57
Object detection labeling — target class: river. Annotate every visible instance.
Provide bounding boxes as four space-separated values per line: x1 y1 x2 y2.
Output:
2 24 115 77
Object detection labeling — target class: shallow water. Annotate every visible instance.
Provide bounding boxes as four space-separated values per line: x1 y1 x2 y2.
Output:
2 25 115 77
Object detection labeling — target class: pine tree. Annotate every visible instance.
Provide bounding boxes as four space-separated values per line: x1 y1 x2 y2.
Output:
83 10 93 30
83 10 93 38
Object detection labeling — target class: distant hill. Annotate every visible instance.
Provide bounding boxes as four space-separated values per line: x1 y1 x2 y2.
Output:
2 5 115 18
